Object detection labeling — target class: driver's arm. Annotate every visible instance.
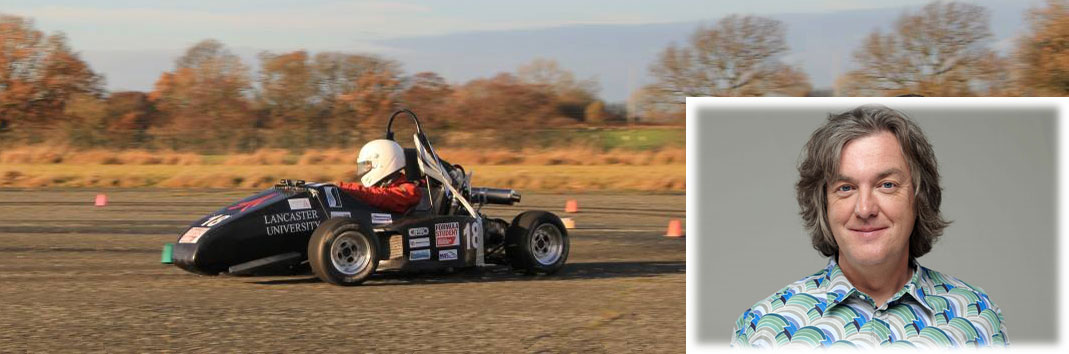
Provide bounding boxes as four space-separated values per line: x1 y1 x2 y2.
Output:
337 180 422 214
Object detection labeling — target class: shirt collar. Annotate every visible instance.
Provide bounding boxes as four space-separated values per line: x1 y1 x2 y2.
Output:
818 257 937 315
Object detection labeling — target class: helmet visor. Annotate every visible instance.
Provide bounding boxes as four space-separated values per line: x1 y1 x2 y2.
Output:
356 161 373 180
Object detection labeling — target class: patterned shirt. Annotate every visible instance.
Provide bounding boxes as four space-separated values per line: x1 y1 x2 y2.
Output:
731 258 1008 348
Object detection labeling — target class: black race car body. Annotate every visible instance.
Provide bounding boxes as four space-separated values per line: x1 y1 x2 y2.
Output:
167 110 568 285
172 183 487 275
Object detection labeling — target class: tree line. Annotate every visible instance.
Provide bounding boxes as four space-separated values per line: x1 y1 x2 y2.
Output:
2 14 611 151
638 0 1069 118
2 0 1068 151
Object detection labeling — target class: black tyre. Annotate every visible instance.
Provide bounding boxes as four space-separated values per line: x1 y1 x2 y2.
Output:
308 218 379 286
505 211 569 274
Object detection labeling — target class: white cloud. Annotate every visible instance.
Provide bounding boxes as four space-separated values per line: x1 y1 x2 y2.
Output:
2 1 698 45
2 2 448 50
2 0 1027 53
18 3 426 31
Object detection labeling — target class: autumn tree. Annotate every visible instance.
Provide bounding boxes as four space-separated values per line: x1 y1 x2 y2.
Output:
445 73 559 128
398 72 453 127
311 53 400 102
516 58 600 121
838 1 1006 96
149 39 254 151
583 100 607 123
335 68 402 126
1 14 102 140
644 14 811 110
63 91 156 148
105 91 157 147
306 52 403 145
629 86 683 123
257 50 317 147
1015 0 1069 96
61 93 107 147
258 51 314 124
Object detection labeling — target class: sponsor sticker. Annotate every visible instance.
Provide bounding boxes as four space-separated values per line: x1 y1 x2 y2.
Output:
409 237 430 248
435 222 460 248
371 213 392 225
410 249 431 261
288 198 311 210
325 186 343 208
438 249 458 261
330 211 352 219
408 227 429 237
179 227 210 243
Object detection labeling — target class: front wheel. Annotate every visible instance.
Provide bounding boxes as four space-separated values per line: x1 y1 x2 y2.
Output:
505 211 569 274
308 218 379 286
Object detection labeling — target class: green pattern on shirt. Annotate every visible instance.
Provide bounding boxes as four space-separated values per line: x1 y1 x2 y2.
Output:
731 259 1008 348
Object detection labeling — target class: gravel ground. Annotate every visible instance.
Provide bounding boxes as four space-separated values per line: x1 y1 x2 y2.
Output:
0 188 685 353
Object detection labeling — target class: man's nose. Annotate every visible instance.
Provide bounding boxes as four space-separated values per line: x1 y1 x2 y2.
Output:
854 188 879 218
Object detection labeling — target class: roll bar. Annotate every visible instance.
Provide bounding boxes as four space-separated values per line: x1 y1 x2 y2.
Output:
386 109 444 174
385 109 424 141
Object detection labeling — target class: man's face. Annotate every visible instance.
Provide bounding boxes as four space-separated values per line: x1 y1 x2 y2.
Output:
827 131 915 269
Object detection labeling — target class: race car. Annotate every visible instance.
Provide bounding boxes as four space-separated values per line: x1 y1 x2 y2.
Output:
162 110 569 285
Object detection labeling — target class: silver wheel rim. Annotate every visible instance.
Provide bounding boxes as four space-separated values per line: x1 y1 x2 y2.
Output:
330 232 371 276
531 223 563 265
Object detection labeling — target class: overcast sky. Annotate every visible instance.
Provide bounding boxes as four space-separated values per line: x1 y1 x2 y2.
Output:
0 0 1042 101
2 0 957 51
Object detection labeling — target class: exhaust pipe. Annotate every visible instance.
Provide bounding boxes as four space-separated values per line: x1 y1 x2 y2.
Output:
471 187 521 205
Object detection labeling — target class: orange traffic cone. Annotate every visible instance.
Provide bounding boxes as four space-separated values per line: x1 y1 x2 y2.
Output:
561 217 576 229
94 193 108 207
665 219 683 238
565 199 579 213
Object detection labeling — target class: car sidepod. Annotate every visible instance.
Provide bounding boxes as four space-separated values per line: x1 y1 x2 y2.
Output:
379 216 482 272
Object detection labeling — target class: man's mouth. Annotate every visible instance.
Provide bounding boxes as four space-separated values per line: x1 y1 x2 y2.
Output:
848 226 888 237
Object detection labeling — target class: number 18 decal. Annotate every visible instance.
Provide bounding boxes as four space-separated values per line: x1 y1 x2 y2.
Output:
464 220 483 250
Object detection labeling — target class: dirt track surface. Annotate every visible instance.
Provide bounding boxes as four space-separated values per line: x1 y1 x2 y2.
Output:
0 188 685 353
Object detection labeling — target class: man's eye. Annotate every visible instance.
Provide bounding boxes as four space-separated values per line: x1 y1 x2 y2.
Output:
881 182 896 189
837 185 853 192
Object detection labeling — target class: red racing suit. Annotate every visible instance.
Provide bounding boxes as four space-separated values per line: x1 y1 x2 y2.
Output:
337 174 422 214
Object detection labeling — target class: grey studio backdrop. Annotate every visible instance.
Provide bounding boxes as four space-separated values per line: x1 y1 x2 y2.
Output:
694 103 1056 344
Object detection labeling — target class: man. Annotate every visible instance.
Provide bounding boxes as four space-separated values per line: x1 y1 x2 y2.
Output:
337 139 422 214
731 105 1007 348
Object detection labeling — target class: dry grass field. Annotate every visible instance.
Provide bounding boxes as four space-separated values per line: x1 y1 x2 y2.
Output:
0 146 685 191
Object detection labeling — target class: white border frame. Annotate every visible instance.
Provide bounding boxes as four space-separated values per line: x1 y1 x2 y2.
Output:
686 97 1066 353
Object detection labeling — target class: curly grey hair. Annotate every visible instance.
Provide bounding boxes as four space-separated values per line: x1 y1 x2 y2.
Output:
796 104 950 259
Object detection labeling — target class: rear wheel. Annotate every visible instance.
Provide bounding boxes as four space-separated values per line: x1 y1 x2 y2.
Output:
505 211 569 274
308 218 379 286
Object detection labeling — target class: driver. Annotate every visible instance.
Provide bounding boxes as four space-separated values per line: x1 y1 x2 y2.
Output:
337 139 422 214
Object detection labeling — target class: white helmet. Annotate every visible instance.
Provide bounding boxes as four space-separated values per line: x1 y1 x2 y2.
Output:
356 139 405 186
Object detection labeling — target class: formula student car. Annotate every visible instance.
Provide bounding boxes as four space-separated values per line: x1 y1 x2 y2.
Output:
163 110 569 286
